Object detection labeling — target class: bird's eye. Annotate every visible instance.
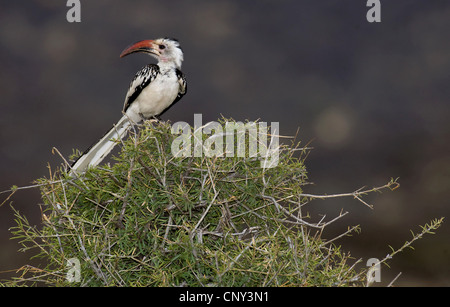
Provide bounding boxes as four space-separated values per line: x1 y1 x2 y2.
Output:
159 44 166 50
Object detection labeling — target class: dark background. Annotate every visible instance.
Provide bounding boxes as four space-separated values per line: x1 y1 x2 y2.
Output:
1 0 449 286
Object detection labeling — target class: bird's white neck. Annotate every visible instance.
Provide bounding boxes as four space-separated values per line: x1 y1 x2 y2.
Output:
158 60 180 72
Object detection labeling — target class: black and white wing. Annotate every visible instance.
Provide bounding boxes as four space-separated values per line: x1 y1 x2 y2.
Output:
175 68 187 104
123 64 160 113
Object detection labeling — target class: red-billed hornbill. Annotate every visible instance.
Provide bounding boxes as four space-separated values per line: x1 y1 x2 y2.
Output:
70 38 187 175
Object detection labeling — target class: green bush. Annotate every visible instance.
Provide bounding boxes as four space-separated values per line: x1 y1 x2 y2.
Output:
3 119 443 286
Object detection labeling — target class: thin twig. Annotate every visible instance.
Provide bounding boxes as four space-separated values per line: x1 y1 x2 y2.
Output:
387 272 402 287
298 179 400 209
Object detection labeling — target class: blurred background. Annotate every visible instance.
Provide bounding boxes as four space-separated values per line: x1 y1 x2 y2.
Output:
0 0 449 286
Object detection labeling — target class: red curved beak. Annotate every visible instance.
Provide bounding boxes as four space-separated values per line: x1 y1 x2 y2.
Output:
120 40 158 58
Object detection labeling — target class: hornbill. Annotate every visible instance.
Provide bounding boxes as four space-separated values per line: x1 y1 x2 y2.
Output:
70 38 187 176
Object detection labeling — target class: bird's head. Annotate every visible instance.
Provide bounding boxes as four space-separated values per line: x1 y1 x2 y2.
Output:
120 38 184 69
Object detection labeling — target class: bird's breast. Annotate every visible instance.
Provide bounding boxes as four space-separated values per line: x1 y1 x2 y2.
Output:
129 72 179 120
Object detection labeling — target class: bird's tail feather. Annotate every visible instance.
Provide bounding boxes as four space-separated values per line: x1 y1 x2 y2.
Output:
70 115 132 176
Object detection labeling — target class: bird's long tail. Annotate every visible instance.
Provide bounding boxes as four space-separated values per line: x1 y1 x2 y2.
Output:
70 115 132 176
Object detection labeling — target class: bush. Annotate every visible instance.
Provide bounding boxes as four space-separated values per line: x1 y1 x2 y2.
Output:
3 119 443 286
